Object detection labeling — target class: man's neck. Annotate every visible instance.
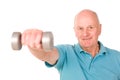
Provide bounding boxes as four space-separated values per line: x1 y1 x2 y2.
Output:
83 44 100 57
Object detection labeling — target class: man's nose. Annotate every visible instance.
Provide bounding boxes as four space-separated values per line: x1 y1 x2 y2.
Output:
82 29 89 36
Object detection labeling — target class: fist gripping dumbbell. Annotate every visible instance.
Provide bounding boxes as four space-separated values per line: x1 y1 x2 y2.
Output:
11 31 54 51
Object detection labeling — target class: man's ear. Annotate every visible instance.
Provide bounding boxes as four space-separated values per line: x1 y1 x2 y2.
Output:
99 24 102 35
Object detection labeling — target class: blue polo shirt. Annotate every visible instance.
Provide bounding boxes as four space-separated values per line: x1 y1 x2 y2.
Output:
45 42 120 80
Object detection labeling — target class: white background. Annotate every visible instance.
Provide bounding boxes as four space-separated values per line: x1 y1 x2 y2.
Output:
0 0 120 80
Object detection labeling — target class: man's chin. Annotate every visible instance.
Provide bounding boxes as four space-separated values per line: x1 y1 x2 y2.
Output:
81 44 92 48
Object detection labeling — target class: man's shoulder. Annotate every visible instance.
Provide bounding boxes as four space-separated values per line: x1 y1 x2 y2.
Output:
99 41 120 55
55 44 75 48
55 44 79 52
105 47 120 55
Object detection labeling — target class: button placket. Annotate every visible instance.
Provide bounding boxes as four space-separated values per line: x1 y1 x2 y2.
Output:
84 53 93 70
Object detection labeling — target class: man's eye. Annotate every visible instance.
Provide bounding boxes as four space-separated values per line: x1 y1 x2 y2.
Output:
78 27 83 30
88 26 94 29
90 27 93 29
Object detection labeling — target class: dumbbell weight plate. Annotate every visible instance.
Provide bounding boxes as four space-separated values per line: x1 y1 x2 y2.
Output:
11 32 22 50
42 32 54 51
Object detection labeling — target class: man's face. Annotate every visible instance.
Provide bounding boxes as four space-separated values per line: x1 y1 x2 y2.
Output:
74 13 101 48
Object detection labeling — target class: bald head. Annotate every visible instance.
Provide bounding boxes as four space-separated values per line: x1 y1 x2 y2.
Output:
76 9 98 17
74 9 100 27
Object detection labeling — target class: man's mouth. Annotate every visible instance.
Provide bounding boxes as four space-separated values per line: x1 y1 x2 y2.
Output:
82 38 92 40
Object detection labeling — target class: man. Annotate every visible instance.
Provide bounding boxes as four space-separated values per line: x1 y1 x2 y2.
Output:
21 9 120 80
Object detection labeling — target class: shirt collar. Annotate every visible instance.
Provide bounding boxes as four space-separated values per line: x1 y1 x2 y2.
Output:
75 41 107 55
98 41 107 55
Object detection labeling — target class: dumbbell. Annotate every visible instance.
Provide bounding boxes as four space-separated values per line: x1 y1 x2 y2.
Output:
11 31 54 51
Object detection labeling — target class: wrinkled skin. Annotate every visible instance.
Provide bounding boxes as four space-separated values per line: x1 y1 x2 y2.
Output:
74 9 101 57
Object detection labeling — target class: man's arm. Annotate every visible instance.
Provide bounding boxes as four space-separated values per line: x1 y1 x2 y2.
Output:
21 29 59 65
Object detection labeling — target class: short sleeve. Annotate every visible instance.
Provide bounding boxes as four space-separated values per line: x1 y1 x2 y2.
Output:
45 45 66 70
